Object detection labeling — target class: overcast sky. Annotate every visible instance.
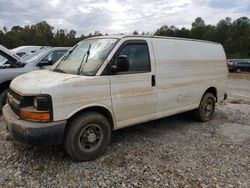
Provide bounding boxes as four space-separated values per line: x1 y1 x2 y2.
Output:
0 0 249 35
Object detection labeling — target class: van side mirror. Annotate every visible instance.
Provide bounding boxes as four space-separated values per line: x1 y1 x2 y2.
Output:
112 55 129 72
37 60 53 67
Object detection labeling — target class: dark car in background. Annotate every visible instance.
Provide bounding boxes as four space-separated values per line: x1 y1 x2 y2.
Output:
227 59 250 73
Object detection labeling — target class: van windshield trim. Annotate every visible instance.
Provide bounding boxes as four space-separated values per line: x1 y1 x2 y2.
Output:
53 38 119 76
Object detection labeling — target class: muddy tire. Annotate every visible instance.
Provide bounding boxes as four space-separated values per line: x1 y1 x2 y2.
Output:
64 112 111 162
0 89 9 111
194 92 216 122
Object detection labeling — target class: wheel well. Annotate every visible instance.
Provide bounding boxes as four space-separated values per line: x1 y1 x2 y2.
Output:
205 87 217 102
0 81 11 94
68 106 115 130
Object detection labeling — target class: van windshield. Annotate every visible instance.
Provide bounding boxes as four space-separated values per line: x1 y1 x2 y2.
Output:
54 38 117 76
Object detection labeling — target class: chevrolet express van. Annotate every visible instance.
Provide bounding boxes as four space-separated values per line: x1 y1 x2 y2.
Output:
3 36 228 161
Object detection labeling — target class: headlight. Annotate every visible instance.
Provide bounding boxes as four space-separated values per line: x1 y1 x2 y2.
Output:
19 95 52 122
33 96 50 111
33 97 38 109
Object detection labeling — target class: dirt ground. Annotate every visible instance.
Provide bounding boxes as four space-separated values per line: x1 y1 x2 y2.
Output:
0 73 249 187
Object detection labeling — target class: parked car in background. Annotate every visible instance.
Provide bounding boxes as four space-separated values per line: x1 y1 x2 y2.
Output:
0 54 6 66
11 46 50 57
227 59 250 73
2 35 228 161
0 45 23 66
0 46 70 110
0 55 5 62
0 45 51 65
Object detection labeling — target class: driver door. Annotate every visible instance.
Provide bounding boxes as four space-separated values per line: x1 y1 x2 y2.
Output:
108 40 156 128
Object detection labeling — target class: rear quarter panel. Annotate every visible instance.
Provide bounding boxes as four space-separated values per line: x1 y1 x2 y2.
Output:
152 38 227 118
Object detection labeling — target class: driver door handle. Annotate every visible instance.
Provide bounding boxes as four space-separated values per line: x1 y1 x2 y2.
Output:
152 75 156 87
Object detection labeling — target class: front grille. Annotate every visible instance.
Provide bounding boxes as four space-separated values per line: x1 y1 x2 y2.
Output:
8 89 22 117
8 89 22 101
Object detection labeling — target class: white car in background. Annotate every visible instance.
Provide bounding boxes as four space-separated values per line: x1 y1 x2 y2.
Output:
0 45 70 109
12 46 50 57
0 45 51 65
0 45 22 65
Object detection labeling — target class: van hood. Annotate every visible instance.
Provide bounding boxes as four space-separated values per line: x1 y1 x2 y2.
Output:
10 70 82 95
10 68 110 122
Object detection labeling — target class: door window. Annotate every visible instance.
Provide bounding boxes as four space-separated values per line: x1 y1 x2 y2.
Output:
41 50 67 64
120 44 150 72
102 41 151 75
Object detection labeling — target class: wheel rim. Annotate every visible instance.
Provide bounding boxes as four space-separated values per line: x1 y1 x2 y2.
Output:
201 98 214 117
78 124 103 152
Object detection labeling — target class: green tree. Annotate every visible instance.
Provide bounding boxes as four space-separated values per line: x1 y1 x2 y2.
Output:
0 17 249 58
202 25 217 41
155 16 250 58
191 17 206 39
133 31 139 35
3 26 7 33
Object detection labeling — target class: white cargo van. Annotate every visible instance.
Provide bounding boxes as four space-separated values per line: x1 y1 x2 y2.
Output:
3 36 228 161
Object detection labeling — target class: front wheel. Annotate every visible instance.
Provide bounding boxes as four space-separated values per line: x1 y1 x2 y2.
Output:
194 93 215 122
64 112 111 161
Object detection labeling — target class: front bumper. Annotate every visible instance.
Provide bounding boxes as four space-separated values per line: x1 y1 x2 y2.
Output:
3 105 67 145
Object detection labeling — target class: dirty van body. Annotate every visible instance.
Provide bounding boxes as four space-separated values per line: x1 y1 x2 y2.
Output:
3 36 228 161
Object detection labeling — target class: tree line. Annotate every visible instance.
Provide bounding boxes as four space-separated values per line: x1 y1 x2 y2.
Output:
0 17 249 58
154 17 250 58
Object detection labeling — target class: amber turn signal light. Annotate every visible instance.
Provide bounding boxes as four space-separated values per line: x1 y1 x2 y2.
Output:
20 110 50 122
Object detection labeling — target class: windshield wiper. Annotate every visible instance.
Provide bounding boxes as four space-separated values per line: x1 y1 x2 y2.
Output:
77 44 91 75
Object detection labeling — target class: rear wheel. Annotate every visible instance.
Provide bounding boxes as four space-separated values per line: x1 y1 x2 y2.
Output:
0 89 9 111
64 112 111 161
194 93 216 122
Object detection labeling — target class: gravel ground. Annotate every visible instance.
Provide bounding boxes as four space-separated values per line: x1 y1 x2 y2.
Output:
0 73 249 187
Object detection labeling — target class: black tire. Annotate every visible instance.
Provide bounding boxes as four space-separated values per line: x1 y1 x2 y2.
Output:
64 112 111 162
228 70 234 73
0 89 9 111
194 92 216 122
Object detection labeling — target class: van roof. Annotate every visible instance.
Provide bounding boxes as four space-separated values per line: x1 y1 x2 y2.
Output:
91 35 221 45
